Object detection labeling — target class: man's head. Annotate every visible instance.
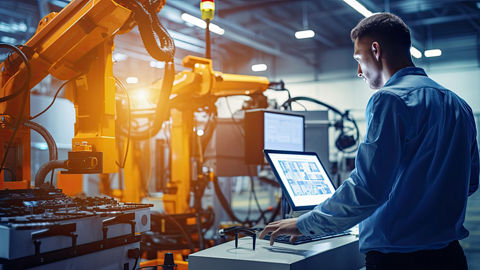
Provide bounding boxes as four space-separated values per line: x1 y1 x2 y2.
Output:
351 13 413 89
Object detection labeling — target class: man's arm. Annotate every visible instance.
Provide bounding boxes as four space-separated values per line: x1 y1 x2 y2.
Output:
296 92 409 236
469 136 479 196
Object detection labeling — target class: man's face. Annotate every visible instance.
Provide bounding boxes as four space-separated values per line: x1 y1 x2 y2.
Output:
353 37 383 89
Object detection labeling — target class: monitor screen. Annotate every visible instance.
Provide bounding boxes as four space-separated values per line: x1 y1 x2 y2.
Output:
264 150 336 210
264 112 304 152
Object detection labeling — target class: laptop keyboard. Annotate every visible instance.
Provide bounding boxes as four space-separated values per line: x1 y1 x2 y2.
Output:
263 231 350 245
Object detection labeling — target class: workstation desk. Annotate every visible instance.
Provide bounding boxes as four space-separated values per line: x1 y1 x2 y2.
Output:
189 234 364 270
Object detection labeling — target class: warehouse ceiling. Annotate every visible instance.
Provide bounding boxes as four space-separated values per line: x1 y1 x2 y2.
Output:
0 0 479 86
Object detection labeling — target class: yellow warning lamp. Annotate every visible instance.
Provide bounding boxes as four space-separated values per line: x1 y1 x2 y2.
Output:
200 0 215 21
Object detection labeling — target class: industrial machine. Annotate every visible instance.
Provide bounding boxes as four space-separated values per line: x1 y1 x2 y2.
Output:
0 1 171 267
0 0 271 267
0 188 151 269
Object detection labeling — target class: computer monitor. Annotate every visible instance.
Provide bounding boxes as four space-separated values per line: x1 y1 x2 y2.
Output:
264 111 304 151
245 110 304 164
263 150 336 211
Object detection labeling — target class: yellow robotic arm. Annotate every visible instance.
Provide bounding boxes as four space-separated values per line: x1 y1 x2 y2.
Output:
150 55 270 214
170 55 269 98
0 0 172 188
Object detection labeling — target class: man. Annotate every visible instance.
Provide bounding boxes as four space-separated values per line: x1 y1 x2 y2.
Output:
259 13 479 270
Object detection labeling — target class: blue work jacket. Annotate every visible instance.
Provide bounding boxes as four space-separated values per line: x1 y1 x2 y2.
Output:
297 67 479 253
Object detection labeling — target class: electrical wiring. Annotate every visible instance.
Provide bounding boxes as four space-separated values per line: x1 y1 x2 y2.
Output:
222 97 283 225
163 214 196 253
212 175 251 226
114 76 131 168
280 96 360 153
268 80 292 110
117 62 175 140
0 44 31 177
293 100 308 111
224 97 245 137
113 0 175 140
0 44 31 103
30 78 78 120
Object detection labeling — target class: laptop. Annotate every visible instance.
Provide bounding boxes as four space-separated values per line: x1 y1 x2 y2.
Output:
262 149 350 244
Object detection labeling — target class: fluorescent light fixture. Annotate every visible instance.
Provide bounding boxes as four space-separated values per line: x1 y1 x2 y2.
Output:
251 64 267 72
50 0 69 7
150 61 165 69
424 49 442 58
113 52 128 62
0 36 16 44
126 77 139 84
181 13 225 35
410 47 422 59
343 0 373 17
295 30 315 39
0 22 27 33
209 24 225 35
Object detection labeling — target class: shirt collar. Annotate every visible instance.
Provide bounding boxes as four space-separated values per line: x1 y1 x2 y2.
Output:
383 66 427 87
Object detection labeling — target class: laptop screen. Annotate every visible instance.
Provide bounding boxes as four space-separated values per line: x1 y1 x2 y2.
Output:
264 150 336 211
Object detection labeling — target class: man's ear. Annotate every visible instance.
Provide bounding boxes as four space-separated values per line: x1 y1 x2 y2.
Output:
371 41 381 61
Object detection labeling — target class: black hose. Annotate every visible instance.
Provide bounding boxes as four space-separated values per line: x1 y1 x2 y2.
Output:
34 160 67 187
164 214 196 253
281 96 343 115
23 121 58 161
212 176 249 225
280 96 360 152
0 44 31 103
120 0 174 62
118 62 175 140
0 44 31 177
113 0 176 140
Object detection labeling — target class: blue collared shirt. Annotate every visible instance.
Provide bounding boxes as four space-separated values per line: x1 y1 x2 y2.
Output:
297 67 479 253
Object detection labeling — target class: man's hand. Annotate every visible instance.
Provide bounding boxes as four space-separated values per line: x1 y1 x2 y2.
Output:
259 218 303 246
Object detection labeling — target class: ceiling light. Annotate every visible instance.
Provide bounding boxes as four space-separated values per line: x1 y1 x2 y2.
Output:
150 61 165 69
251 64 267 72
113 53 128 62
126 77 139 84
343 0 373 17
424 49 442 58
410 47 422 59
0 36 16 44
209 24 225 35
181 13 225 35
295 30 315 39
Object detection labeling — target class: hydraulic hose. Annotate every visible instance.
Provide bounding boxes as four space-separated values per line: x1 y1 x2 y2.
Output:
23 120 58 161
119 0 175 62
34 160 67 187
212 176 249 225
118 62 175 140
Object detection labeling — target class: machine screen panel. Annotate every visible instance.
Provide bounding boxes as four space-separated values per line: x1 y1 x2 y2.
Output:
264 112 304 152
264 150 336 210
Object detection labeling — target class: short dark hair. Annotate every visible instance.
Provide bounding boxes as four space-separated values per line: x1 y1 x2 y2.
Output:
350 13 411 55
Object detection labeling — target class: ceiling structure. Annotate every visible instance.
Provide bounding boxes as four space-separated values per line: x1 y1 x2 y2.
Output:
0 0 479 88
